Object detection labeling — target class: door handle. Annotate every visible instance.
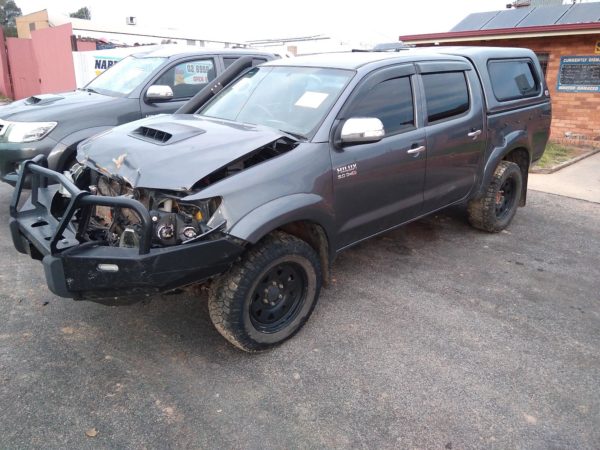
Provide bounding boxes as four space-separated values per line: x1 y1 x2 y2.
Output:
407 145 426 155
468 129 482 139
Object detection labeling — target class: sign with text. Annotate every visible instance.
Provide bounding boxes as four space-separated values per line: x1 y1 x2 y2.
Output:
557 56 600 93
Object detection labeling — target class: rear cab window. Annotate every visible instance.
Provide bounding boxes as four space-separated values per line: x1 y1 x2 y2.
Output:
487 59 540 102
422 71 470 123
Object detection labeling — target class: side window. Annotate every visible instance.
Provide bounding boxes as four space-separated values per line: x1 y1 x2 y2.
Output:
488 59 540 101
224 57 268 69
348 76 414 135
223 57 237 69
154 58 216 100
422 72 469 123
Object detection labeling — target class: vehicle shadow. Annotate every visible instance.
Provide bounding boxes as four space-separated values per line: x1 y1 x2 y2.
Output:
125 204 473 356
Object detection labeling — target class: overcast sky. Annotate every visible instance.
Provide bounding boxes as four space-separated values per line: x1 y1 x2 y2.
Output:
19 0 510 42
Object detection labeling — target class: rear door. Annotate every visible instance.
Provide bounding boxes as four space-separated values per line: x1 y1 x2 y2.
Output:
331 64 427 248
417 61 486 212
140 57 218 117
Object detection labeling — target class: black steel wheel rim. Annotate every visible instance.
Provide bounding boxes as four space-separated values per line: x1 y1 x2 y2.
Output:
250 262 307 333
495 177 517 219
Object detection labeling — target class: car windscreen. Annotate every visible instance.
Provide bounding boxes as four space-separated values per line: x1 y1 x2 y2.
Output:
198 66 354 138
85 56 166 97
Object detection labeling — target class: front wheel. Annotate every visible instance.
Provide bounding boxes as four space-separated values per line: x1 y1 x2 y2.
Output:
467 160 523 233
208 231 322 352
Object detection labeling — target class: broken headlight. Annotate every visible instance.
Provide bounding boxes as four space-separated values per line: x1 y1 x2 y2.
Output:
76 170 224 249
149 196 222 247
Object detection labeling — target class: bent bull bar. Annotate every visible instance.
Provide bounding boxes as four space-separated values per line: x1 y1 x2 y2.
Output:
9 154 153 256
9 155 245 302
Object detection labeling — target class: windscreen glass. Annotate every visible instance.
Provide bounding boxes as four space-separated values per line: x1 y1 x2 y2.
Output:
199 66 354 138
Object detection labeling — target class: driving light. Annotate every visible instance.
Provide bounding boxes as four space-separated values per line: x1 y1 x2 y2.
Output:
6 121 57 143
97 264 119 272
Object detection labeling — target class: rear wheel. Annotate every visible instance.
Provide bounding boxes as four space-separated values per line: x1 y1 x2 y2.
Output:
467 160 522 233
208 231 322 352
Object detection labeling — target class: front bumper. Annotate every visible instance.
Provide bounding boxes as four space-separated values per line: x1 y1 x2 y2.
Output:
10 156 245 303
0 137 58 184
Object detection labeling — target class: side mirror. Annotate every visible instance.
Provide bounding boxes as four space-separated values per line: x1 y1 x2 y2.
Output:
146 85 174 102
339 117 385 145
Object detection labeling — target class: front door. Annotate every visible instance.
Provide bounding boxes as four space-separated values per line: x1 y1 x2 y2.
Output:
140 57 217 117
331 65 427 249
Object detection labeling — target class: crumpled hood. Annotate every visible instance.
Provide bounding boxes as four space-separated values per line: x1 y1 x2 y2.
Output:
0 90 117 122
77 114 290 191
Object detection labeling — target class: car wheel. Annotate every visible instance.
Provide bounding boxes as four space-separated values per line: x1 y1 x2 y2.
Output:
467 160 523 233
208 231 322 352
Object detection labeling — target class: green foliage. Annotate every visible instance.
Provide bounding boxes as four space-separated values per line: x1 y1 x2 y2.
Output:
536 142 577 169
69 6 91 20
0 0 22 37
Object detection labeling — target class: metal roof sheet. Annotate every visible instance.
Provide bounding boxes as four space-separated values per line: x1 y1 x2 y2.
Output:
481 8 533 30
451 2 600 32
451 11 500 32
516 4 572 27
556 2 600 24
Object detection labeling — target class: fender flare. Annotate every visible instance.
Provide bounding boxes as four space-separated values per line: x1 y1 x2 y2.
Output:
228 193 335 253
47 126 113 171
477 130 531 197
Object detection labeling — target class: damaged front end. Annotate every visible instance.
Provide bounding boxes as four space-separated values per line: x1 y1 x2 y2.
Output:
9 155 246 303
69 163 224 250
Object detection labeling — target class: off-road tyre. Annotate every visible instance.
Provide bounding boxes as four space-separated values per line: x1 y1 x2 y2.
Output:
467 160 523 233
208 231 322 352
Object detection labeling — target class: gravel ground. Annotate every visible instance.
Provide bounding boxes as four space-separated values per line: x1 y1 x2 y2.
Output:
0 182 598 449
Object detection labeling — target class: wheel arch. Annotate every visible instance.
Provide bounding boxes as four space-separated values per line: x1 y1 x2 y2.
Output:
502 147 530 206
227 194 335 286
479 130 531 206
48 126 113 171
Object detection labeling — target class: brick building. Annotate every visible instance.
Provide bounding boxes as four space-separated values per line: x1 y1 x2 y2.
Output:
400 2 600 145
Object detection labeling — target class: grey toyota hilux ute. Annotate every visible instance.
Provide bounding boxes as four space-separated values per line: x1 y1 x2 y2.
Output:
10 47 551 351
0 47 276 185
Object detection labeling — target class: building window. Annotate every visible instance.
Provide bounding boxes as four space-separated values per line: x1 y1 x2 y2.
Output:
29 22 36 32
536 52 549 77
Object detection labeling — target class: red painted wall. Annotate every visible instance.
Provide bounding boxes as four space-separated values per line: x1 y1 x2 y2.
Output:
0 28 13 98
31 24 76 94
5 24 77 100
6 37 40 100
76 40 96 51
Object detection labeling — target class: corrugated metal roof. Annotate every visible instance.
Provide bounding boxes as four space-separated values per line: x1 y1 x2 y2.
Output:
451 2 600 31
556 1 600 23
517 4 572 27
452 11 500 32
481 8 534 30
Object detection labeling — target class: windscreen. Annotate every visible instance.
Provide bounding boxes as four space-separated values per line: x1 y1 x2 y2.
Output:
199 66 354 138
85 56 165 97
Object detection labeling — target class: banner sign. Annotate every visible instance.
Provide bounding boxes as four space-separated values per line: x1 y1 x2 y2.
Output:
557 56 600 93
94 56 122 76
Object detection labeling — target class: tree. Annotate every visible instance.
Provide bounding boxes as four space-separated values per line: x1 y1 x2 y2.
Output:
69 6 91 20
0 0 22 37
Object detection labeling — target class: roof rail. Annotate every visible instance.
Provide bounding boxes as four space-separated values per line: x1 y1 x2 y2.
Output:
352 42 414 53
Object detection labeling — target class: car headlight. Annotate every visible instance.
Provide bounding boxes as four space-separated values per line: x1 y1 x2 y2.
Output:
5 121 57 143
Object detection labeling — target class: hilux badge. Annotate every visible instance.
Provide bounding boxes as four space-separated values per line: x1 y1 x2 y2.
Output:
336 163 358 180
